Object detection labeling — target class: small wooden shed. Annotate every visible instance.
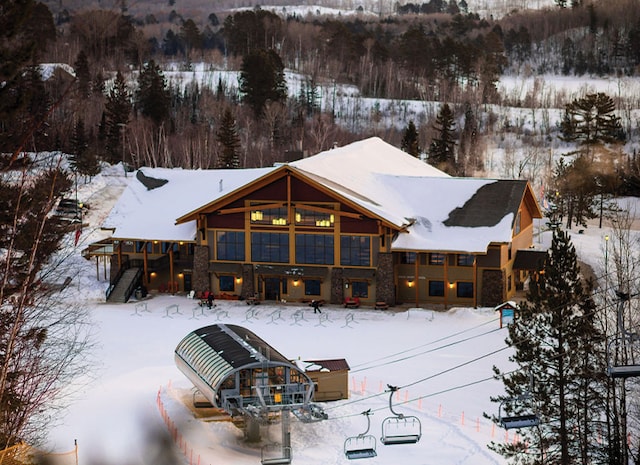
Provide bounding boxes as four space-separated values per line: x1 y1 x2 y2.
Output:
300 358 350 402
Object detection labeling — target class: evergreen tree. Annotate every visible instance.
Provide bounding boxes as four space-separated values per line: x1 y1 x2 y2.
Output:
400 120 420 157
428 103 456 173
71 119 100 181
179 19 202 58
0 0 51 155
554 156 599 229
74 50 91 97
216 107 241 169
298 78 320 118
490 229 607 464
104 71 131 164
0 0 89 449
560 93 625 144
135 59 170 127
70 119 88 168
239 48 287 117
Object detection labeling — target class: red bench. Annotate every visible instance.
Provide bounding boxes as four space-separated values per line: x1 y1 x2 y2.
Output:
344 297 360 308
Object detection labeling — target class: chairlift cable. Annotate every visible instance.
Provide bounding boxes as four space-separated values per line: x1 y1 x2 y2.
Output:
351 326 503 373
350 317 501 371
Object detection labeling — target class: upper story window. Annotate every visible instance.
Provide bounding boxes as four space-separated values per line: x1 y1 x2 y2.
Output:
251 232 289 263
399 252 416 264
295 234 334 265
217 231 245 261
340 235 370 267
250 206 288 226
429 253 445 265
514 211 522 235
456 254 475 266
295 207 335 228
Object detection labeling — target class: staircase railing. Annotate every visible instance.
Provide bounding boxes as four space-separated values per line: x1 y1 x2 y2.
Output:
122 267 143 303
105 260 130 301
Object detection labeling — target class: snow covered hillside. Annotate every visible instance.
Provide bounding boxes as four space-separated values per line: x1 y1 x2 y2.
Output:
40 161 638 465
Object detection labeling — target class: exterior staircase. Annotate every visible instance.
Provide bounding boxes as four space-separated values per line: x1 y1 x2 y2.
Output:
107 267 142 303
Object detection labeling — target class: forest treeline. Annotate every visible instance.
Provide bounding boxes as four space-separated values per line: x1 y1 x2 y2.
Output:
5 0 640 180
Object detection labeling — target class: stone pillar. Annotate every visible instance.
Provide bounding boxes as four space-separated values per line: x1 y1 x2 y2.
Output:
481 269 504 307
330 268 345 305
193 245 210 294
241 264 255 299
376 252 395 305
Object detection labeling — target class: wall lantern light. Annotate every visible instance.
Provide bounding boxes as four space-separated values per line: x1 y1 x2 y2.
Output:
235 276 242 284
449 282 455 289
407 280 414 288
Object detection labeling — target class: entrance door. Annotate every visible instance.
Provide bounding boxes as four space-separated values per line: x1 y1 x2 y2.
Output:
183 273 192 292
264 277 281 301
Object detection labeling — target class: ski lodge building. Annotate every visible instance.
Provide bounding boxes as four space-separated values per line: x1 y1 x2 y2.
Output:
88 137 544 308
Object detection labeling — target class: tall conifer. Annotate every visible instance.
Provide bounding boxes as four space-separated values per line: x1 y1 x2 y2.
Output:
490 229 607 464
216 107 241 169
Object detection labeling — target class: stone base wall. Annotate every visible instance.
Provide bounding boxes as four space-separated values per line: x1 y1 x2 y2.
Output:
376 253 395 305
192 245 210 294
241 264 255 299
330 268 345 305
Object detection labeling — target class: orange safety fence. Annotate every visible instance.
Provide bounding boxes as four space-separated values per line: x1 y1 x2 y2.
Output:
0 441 78 465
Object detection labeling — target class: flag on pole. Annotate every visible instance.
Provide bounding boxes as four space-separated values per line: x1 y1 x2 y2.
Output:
74 228 82 246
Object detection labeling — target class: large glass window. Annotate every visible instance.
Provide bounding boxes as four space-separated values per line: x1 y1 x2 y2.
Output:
340 236 370 266
457 282 474 298
351 281 368 298
217 231 245 261
429 253 445 265
251 232 289 263
304 279 321 296
429 280 444 296
295 234 334 265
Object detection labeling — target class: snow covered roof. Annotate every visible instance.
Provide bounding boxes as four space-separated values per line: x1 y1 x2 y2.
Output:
103 166 276 241
103 137 540 253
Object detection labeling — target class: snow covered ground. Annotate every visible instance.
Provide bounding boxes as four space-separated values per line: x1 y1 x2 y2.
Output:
39 163 635 465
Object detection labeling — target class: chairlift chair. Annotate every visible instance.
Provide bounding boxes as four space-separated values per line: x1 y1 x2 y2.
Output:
380 385 422 446
344 410 377 460
498 395 540 430
606 336 640 379
606 292 640 379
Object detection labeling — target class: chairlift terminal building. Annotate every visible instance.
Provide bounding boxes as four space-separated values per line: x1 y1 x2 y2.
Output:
175 324 313 415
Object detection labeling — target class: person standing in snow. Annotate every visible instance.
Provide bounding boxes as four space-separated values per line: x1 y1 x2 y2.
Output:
311 300 321 313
